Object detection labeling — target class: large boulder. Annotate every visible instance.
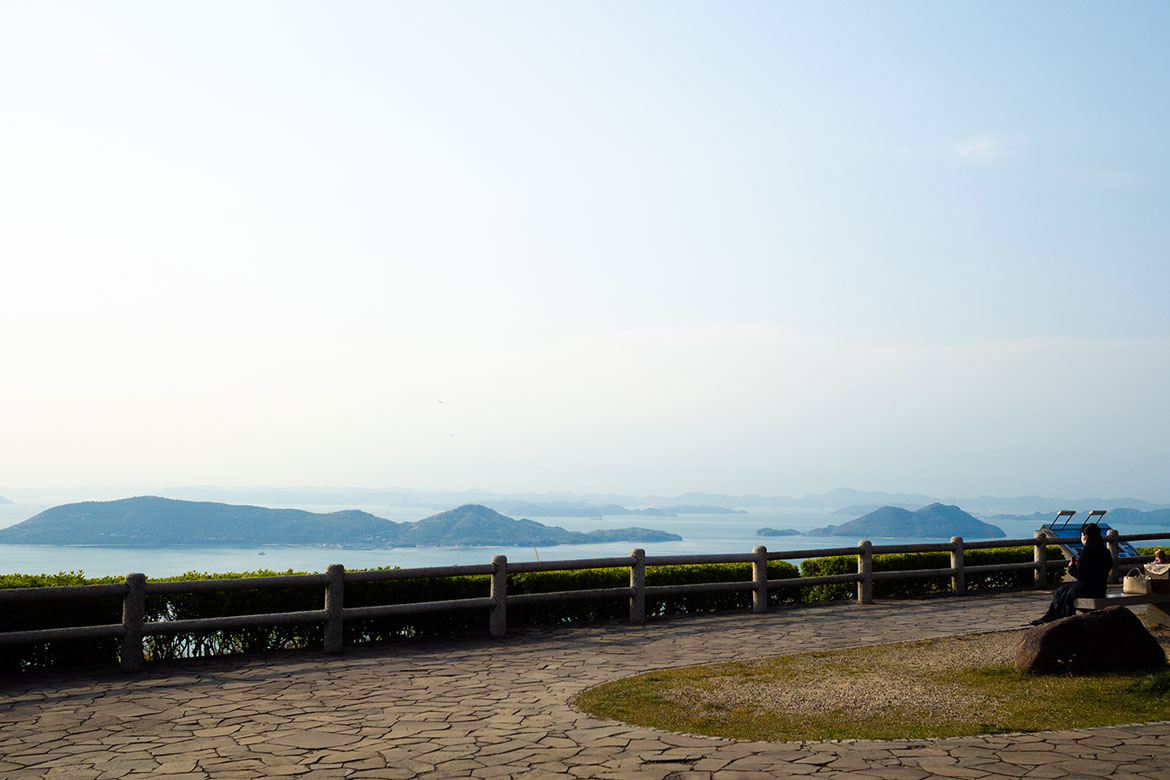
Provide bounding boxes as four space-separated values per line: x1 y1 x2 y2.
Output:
1015 606 1166 674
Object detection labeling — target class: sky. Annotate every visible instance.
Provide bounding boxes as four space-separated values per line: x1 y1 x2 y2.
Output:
2 1 1169 501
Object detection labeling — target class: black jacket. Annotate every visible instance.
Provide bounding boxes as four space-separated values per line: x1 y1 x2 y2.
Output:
1071 542 1111 599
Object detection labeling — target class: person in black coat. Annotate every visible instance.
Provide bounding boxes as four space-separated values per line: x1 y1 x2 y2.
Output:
1031 523 1112 624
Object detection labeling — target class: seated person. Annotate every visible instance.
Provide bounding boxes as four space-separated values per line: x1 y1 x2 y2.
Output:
1143 548 1169 577
1030 523 1111 625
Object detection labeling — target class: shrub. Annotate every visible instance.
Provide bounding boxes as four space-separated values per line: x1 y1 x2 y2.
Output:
0 572 123 673
145 569 323 660
799 546 1066 602
0 547 1061 672
1129 669 1170 697
647 561 800 615
344 572 490 643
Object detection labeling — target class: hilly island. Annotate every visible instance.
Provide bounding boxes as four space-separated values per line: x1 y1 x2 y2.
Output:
808 503 1006 539
0 497 682 548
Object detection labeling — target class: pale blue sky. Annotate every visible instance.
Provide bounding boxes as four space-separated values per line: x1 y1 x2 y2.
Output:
2 2 1168 500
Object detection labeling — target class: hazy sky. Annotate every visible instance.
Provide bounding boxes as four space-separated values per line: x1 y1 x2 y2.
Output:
3 2 1168 500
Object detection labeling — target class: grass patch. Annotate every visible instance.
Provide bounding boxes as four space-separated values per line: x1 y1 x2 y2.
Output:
573 630 1170 741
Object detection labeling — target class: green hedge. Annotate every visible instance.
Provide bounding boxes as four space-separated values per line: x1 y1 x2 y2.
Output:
0 572 124 673
146 561 806 660
799 545 1067 602
146 569 324 661
647 561 801 614
0 549 1054 672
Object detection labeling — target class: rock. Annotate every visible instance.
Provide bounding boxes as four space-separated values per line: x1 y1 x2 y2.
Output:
1014 606 1166 674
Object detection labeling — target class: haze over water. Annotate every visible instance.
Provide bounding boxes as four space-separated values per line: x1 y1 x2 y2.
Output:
0 500 1089 579
3 4 1168 577
3 3 1170 510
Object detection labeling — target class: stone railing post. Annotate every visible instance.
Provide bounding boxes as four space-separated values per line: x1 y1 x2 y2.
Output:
120 572 146 673
629 549 646 625
950 536 966 595
490 555 508 637
1106 529 1120 584
1033 529 1048 587
324 564 345 654
752 545 768 613
858 540 873 604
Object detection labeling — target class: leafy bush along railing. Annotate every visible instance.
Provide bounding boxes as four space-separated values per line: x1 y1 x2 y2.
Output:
1 530 1166 673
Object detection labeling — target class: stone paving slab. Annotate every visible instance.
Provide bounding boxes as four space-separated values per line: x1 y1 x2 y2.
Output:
1 591 1167 779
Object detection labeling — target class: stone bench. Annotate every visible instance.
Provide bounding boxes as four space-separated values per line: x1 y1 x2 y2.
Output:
1076 590 1170 626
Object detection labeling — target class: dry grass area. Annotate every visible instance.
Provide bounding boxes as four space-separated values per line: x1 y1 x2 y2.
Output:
670 631 1017 725
574 623 1170 741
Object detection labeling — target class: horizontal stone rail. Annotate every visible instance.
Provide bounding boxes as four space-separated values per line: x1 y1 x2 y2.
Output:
0 623 127 645
143 574 329 594
2 529 1167 673
646 580 757 597
772 573 860 588
764 544 864 559
0 582 130 602
507 587 633 606
147 610 328 636
644 552 758 565
343 597 496 620
343 563 496 582
872 567 957 581
507 556 637 573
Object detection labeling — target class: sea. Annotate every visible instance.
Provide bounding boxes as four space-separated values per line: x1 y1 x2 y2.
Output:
0 501 1063 580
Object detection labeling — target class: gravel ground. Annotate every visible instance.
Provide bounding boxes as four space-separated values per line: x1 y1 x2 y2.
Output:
666 624 1170 726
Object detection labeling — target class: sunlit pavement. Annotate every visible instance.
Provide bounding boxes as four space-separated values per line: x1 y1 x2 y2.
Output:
2 589 1168 779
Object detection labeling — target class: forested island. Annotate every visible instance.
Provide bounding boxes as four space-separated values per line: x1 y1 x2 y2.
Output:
756 527 801 537
0 497 682 548
808 503 1005 539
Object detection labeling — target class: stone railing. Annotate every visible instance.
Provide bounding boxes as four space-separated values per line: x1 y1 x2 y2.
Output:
1 530 1165 672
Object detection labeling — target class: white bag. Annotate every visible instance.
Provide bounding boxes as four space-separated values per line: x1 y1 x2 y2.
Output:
1124 568 1153 594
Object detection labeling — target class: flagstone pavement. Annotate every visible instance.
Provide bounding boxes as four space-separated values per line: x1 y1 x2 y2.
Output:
2 589 1168 779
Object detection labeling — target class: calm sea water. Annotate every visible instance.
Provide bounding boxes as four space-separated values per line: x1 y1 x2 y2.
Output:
0 501 1056 579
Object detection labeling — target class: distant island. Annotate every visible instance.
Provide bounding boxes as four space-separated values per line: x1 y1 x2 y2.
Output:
995 508 1170 530
756 527 801 537
80 485 1170 517
831 503 922 515
393 505 681 547
662 505 746 514
0 497 682 548
485 500 673 518
808 503 1005 539
483 501 745 517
